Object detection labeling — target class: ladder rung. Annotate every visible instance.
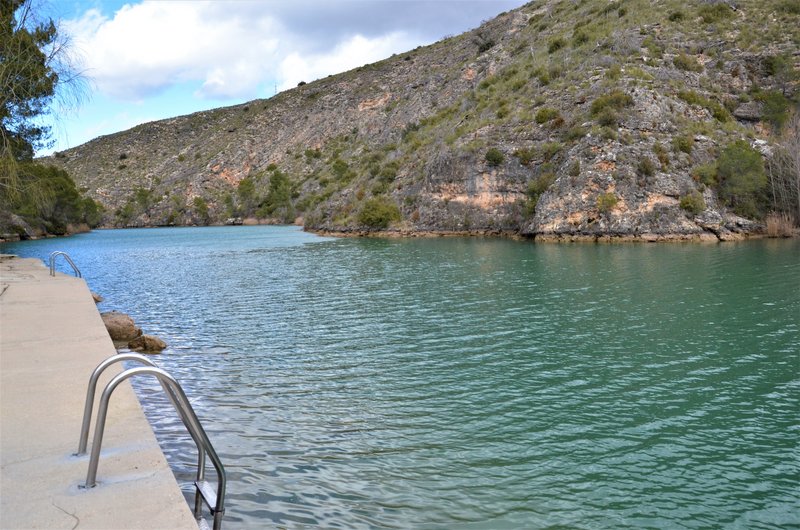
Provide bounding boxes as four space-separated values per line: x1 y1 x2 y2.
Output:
195 480 218 513
197 516 211 530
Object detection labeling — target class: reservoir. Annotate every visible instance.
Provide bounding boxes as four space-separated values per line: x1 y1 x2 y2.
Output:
3 226 798 528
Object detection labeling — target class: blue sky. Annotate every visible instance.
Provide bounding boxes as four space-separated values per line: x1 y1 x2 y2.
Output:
40 0 526 156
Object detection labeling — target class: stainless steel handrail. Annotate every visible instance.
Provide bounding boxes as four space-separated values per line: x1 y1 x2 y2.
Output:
76 353 163 455
49 251 82 278
80 365 226 529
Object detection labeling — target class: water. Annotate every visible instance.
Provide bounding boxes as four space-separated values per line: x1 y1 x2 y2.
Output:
3 226 799 528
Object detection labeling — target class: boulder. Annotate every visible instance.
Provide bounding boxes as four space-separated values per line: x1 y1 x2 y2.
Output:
91 292 104 303
100 311 142 341
128 334 167 353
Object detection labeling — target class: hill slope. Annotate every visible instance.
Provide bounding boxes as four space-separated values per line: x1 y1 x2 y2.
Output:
47 0 800 240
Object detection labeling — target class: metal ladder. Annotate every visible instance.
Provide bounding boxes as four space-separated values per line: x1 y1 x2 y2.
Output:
49 251 81 277
77 354 226 530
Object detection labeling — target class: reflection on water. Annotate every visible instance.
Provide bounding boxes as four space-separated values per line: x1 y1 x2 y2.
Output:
3 228 799 528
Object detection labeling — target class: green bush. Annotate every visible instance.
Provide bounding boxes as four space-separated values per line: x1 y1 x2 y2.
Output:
526 171 556 215
193 196 210 225
596 108 620 127
692 163 718 186
699 3 734 23
755 90 792 132
548 37 566 54
638 158 655 177
716 140 766 217
563 125 588 141
680 191 706 215
485 148 505 167
653 143 669 168
678 91 731 122
541 142 562 161
596 192 618 213
672 135 694 154
358 197 401 228
573 30 589 46
535 107 560 124
590 91 634 116
514 147 535 166
673 53 703 72
668 10 685 22
778 0 800 14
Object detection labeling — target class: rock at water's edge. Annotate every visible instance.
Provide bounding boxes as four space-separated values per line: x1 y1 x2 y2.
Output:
101 311 142 341
91 292 104 303
128 334 167 353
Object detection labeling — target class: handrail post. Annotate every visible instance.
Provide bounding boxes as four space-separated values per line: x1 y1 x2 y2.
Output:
77 354 158 455
80 366 226 527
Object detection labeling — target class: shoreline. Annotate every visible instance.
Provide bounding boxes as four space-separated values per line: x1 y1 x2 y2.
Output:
4 221 797 245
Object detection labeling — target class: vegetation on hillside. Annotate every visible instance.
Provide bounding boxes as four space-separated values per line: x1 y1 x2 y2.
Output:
47 0 800 238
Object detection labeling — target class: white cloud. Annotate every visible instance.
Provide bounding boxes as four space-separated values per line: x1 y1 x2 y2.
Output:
277 32 417 91
65 1 281 100
62 0 523 104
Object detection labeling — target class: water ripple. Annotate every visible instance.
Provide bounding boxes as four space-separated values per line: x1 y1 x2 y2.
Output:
3 228 798 528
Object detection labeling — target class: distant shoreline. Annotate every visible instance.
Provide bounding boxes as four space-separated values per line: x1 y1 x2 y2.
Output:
4 222 795 245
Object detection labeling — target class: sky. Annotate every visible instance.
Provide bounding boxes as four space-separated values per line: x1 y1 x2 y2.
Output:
38 0 526 156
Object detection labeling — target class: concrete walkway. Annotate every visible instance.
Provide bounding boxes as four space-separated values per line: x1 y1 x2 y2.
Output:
0 255 198 529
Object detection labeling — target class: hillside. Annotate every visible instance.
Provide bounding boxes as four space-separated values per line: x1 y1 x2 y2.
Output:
46 0 800 241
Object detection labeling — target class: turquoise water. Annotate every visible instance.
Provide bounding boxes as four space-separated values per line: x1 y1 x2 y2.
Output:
3 227 799 528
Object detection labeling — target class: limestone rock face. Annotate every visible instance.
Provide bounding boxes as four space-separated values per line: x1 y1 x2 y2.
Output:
128 334 167 353
101 311 142 341
44 1 796 240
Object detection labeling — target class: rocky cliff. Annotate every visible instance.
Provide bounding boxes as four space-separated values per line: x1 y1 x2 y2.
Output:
46 0 799 241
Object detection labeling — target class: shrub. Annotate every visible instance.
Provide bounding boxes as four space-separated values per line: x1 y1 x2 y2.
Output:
755 91 791 132
535 107 560 124
485 148 505 167
605 64 622 81
476 38 495 54
596 192 618 213
590 91 634 116
678 91 731 122
514 147 535 166
673 53 703 72
679 191 706 215
653 143 669 168
716 140 766 217
304 148 322 160
668 10 685 22
548 37 566 54
638 158 655 177
672 135 694 154
525 171 556 215
568 160 581 177
596 108 620 127
699 3 734 23
692 163 718 186
193 196 210 224
778 0 800 14
358 197 401 228
541 142 562 161
563 125 588 141
573 30 589 46
177 153 185 162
